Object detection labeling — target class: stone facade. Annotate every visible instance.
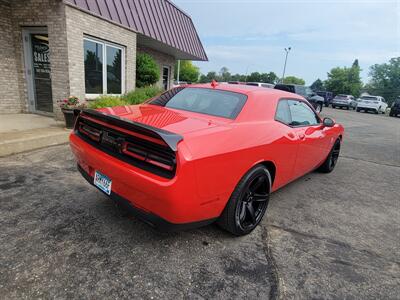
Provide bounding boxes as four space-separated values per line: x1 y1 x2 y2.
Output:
0 0 177 120
0 0 21 113
4 0 69 119
65 5 136 102
137 46 175 90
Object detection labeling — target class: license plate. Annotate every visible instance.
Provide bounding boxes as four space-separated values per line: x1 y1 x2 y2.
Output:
94 171 112 195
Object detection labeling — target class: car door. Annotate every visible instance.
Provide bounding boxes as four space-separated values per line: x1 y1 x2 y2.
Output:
287 100 329 178
273 99 300 186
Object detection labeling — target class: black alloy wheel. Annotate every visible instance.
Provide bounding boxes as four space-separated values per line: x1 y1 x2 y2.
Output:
235 174 269 231
318 139 341 173
217 165 271 235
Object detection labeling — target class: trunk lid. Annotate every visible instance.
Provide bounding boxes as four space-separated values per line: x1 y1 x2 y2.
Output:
97 104 220 136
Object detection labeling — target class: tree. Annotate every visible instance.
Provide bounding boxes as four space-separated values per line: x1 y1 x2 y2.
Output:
175 60 200 83
324 60 362 97
260 72 278 84
219 67 231 82
310 78 325 91
199 74 208 83
365 57 400 105
206 71 218 82
230 73 247 82
247 72 261 82
136 53 160 87
283 76 305 85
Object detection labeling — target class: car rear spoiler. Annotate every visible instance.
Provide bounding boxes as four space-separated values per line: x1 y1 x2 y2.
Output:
74 109 183 151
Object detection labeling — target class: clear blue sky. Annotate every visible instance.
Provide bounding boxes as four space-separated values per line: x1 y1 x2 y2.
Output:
174 0 399 85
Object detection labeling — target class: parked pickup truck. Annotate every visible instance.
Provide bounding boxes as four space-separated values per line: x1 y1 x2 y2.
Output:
274 84 325 112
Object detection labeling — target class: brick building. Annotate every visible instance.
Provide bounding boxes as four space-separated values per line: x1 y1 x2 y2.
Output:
0 0 207 119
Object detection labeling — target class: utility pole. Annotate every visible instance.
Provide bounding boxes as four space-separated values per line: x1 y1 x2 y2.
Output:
281 47 291 83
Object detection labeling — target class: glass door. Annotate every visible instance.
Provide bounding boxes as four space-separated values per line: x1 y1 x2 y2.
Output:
23 28 53 114
31 34 53 112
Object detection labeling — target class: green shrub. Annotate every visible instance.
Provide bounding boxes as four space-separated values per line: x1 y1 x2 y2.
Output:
136 53 160 87
88 95 127 109
124 86 163 105
88 86 163 108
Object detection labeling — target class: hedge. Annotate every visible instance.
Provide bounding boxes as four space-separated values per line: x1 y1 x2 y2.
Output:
88 86 163 109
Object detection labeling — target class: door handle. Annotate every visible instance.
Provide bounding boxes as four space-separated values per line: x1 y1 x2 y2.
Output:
298 133 305 140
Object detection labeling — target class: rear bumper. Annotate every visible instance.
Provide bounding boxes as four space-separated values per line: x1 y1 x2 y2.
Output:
77 165 216 231
70 132 222 226
332 102 350 107
357 104 378 110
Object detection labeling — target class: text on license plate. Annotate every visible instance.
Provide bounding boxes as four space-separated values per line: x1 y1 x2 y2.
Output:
94 171 112 195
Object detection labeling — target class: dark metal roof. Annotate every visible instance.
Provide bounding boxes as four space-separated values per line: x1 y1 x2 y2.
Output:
63 0 207 61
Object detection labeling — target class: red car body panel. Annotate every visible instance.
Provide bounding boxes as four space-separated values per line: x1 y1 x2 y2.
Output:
69 84 344 228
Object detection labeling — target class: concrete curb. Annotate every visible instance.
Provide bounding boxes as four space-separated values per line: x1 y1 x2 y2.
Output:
0 127 70 157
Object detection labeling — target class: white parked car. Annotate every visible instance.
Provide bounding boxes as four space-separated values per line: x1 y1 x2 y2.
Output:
356 95 388 114
246 82 275 88
172 81 188 88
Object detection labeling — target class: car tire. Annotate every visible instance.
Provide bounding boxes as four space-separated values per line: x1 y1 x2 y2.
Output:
332 105 336 109
389 111 394 117
346 106 350 110
375 109 379 114
356 108 361 112
317 138 341 173
217 165 271 236
315 103 323 113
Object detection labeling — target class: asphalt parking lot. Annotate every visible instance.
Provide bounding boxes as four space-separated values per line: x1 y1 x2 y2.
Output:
1 107 399 299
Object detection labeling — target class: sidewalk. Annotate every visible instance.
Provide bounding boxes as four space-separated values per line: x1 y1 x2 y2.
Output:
0 114 70 157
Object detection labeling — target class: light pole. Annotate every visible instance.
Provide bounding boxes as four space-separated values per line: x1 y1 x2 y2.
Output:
281 47 291 83
177 60 180 82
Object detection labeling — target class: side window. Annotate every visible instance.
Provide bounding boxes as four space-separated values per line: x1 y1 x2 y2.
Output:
275 100 291 125
288 100 320 126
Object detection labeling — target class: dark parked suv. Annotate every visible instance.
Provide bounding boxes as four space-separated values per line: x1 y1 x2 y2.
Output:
274 84 325 112
316 91 334 107
389 97 400 117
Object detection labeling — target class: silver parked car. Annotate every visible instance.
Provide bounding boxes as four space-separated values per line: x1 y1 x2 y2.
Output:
331 94 357 110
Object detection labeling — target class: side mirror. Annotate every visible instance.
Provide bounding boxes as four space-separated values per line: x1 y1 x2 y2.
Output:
323 117 335 127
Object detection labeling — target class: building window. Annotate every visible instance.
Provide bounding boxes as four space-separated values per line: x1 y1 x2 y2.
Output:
84 37 125 97
162 66 170 90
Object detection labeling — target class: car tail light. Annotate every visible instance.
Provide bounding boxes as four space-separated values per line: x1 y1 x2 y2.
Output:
79 124 101 142
75 116 177 178
122 142 175 171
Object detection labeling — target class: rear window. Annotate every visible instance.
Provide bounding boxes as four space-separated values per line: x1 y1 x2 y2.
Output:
361 96 378 101
335 95 348 99
149 87 247 119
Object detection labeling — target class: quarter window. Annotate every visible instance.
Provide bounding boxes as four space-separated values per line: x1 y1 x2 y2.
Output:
84 38 125 97
275 100 291 124
288 100 320 126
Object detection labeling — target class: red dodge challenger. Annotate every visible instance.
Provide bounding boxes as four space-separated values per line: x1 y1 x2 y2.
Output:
70 83 344 235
